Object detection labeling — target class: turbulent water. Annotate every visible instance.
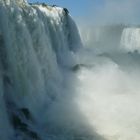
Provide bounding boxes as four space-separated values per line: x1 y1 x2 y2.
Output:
77 25 140 140
0 0 83 139
1 0 140 140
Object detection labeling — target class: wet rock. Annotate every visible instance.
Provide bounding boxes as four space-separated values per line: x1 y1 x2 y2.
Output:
52 5 57 7
11 114 27 130
72 64 91 71
42 3 47 7
11 113 41 139
20 108 32 120
63 8 69 15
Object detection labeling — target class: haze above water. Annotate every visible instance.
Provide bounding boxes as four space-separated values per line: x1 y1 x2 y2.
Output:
0 0 140 140
75 1 140 137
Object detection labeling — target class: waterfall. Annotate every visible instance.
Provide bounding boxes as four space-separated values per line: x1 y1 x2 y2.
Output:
0 0 82 139
79 25 124 53
1 0 140 140
120 28 140 52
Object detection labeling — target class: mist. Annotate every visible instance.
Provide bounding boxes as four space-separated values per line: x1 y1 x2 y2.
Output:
85 0 140 25
58 0 140 139
44 24 140 140
0 0 140 140
71 47 140 140
43 1 140 139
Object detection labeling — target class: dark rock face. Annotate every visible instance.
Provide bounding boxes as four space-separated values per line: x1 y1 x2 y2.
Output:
72 64 93 71
11 114 27 130
52 5 57 7
10 107 41 140
20 108 32 120
63 8 69 15
72 64 85 71
42 3 47 7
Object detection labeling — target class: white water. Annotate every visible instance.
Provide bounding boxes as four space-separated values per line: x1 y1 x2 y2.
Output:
79 25 124 53
1 0 140 140
0 0 83 139
76 25 140 140
121 28 140 52
74 51 140 140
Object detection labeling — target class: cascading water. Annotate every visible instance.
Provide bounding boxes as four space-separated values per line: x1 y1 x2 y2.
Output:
1 0 140 140
120 28 140 52
0 0 84 139
79 25 125 53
